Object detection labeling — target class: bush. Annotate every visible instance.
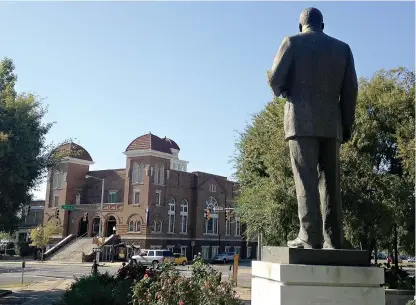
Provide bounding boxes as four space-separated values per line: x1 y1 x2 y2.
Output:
132 258 242 305
406 300 415 305
15 241 33 257
375 263 415 290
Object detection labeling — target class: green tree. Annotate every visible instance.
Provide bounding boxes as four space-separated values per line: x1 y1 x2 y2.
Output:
234 67 415 255
0 57 72 234
29 220 61 262
234 100 298 246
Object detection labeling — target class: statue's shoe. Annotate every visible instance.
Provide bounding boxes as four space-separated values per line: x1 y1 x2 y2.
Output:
287 237 320 249
323 242 337 250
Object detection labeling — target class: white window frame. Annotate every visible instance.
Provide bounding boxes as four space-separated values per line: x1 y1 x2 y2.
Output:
128 220 134 232
133 191 140 205
150 245 162 250
154 165 160 184
180 199 188 234
225 218 231 236
168 198 175 233
167 245 174 253
235 217 241 236
247 246 252 259
225 246 231 253
204 197 218 235
180 246 187 257
211 246 219 258
155 190 161 206
135 220 141 232
209 184 216 192
201 246 210 260
108 191 118 203
159 166 165 185
152 220 162 233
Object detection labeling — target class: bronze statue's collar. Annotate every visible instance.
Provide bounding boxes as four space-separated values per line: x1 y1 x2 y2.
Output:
301 26 323 33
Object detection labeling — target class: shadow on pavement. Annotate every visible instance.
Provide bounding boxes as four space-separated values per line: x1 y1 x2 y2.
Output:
0 288 65 305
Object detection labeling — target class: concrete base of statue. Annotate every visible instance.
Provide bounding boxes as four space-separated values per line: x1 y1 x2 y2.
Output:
251 247 385 305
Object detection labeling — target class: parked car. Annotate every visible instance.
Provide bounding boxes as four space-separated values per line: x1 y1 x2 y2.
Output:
211 252 236 264
173 253 188 266
131 249 175 268
407 257 415 263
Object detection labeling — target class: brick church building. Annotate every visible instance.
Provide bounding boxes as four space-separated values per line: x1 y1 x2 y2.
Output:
43 133 256 260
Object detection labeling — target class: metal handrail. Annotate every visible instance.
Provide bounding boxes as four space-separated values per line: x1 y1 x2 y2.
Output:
48 232 89 260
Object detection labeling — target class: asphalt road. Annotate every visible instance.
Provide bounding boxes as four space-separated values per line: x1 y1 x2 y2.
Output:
0 262 252 288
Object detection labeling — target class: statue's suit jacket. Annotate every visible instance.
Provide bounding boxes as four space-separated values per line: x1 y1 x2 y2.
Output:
268 30 358 142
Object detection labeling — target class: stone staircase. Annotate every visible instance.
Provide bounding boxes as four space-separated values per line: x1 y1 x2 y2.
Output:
49 235 96 262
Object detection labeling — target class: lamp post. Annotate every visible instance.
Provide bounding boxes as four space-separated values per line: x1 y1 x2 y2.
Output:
111 226 116 263
85 175 105 237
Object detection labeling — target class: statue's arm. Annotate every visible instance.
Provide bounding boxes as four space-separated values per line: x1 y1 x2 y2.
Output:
340 45 358 142
267 37 293 98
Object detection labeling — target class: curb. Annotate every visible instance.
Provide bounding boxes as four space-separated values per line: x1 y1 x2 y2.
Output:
0 290 12 298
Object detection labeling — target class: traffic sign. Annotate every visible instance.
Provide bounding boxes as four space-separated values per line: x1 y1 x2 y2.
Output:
62 205 75 211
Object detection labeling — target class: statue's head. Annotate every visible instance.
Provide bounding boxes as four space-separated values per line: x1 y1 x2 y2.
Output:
299 7 324 33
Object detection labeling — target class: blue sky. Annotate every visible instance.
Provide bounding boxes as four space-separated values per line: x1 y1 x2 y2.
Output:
0 1 414 200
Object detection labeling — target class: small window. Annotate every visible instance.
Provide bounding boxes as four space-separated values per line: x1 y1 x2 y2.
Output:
134 192 140 205
155 191 161 206
156 251 164 256
209 184 216 192
148 251 154 257
135 221 141 232
75 193 81 205
108 191 117 203
54 196 59 207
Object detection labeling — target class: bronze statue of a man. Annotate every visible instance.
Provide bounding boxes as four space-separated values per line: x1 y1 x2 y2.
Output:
267 8 358 249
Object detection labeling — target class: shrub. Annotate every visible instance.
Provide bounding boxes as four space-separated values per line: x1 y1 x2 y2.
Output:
132 258 242 305
375 263 415 290
406 300 415 305
15 241 33 257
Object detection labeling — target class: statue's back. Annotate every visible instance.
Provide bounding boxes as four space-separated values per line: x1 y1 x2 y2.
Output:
283 32 352 140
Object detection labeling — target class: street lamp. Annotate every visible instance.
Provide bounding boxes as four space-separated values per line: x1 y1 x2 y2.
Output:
111 226 116 263
85 175 105 237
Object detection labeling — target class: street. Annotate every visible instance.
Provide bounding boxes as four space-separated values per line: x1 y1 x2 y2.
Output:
0 260 252 288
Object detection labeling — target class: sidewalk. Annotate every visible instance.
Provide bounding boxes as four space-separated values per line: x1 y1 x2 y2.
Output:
0 279 73 305
235 286 251 305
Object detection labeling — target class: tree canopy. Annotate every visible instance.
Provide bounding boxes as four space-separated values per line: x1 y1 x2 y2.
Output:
234 67 415 255
0 58 71 233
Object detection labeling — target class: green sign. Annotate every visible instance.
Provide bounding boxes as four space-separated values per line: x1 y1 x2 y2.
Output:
62 205 75 211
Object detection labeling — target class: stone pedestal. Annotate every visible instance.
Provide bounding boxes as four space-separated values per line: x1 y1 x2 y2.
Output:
252 247 385 305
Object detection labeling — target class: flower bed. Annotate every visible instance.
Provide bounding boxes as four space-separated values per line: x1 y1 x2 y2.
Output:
132 258 242 305
59 258 243 305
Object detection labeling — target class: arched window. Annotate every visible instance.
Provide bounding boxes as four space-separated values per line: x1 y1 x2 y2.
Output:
152 220 163 233
168 198 175 233
180 199 188 234
135 221 141 232
128 221 134 232
204 197 218 235
154 165 160 184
